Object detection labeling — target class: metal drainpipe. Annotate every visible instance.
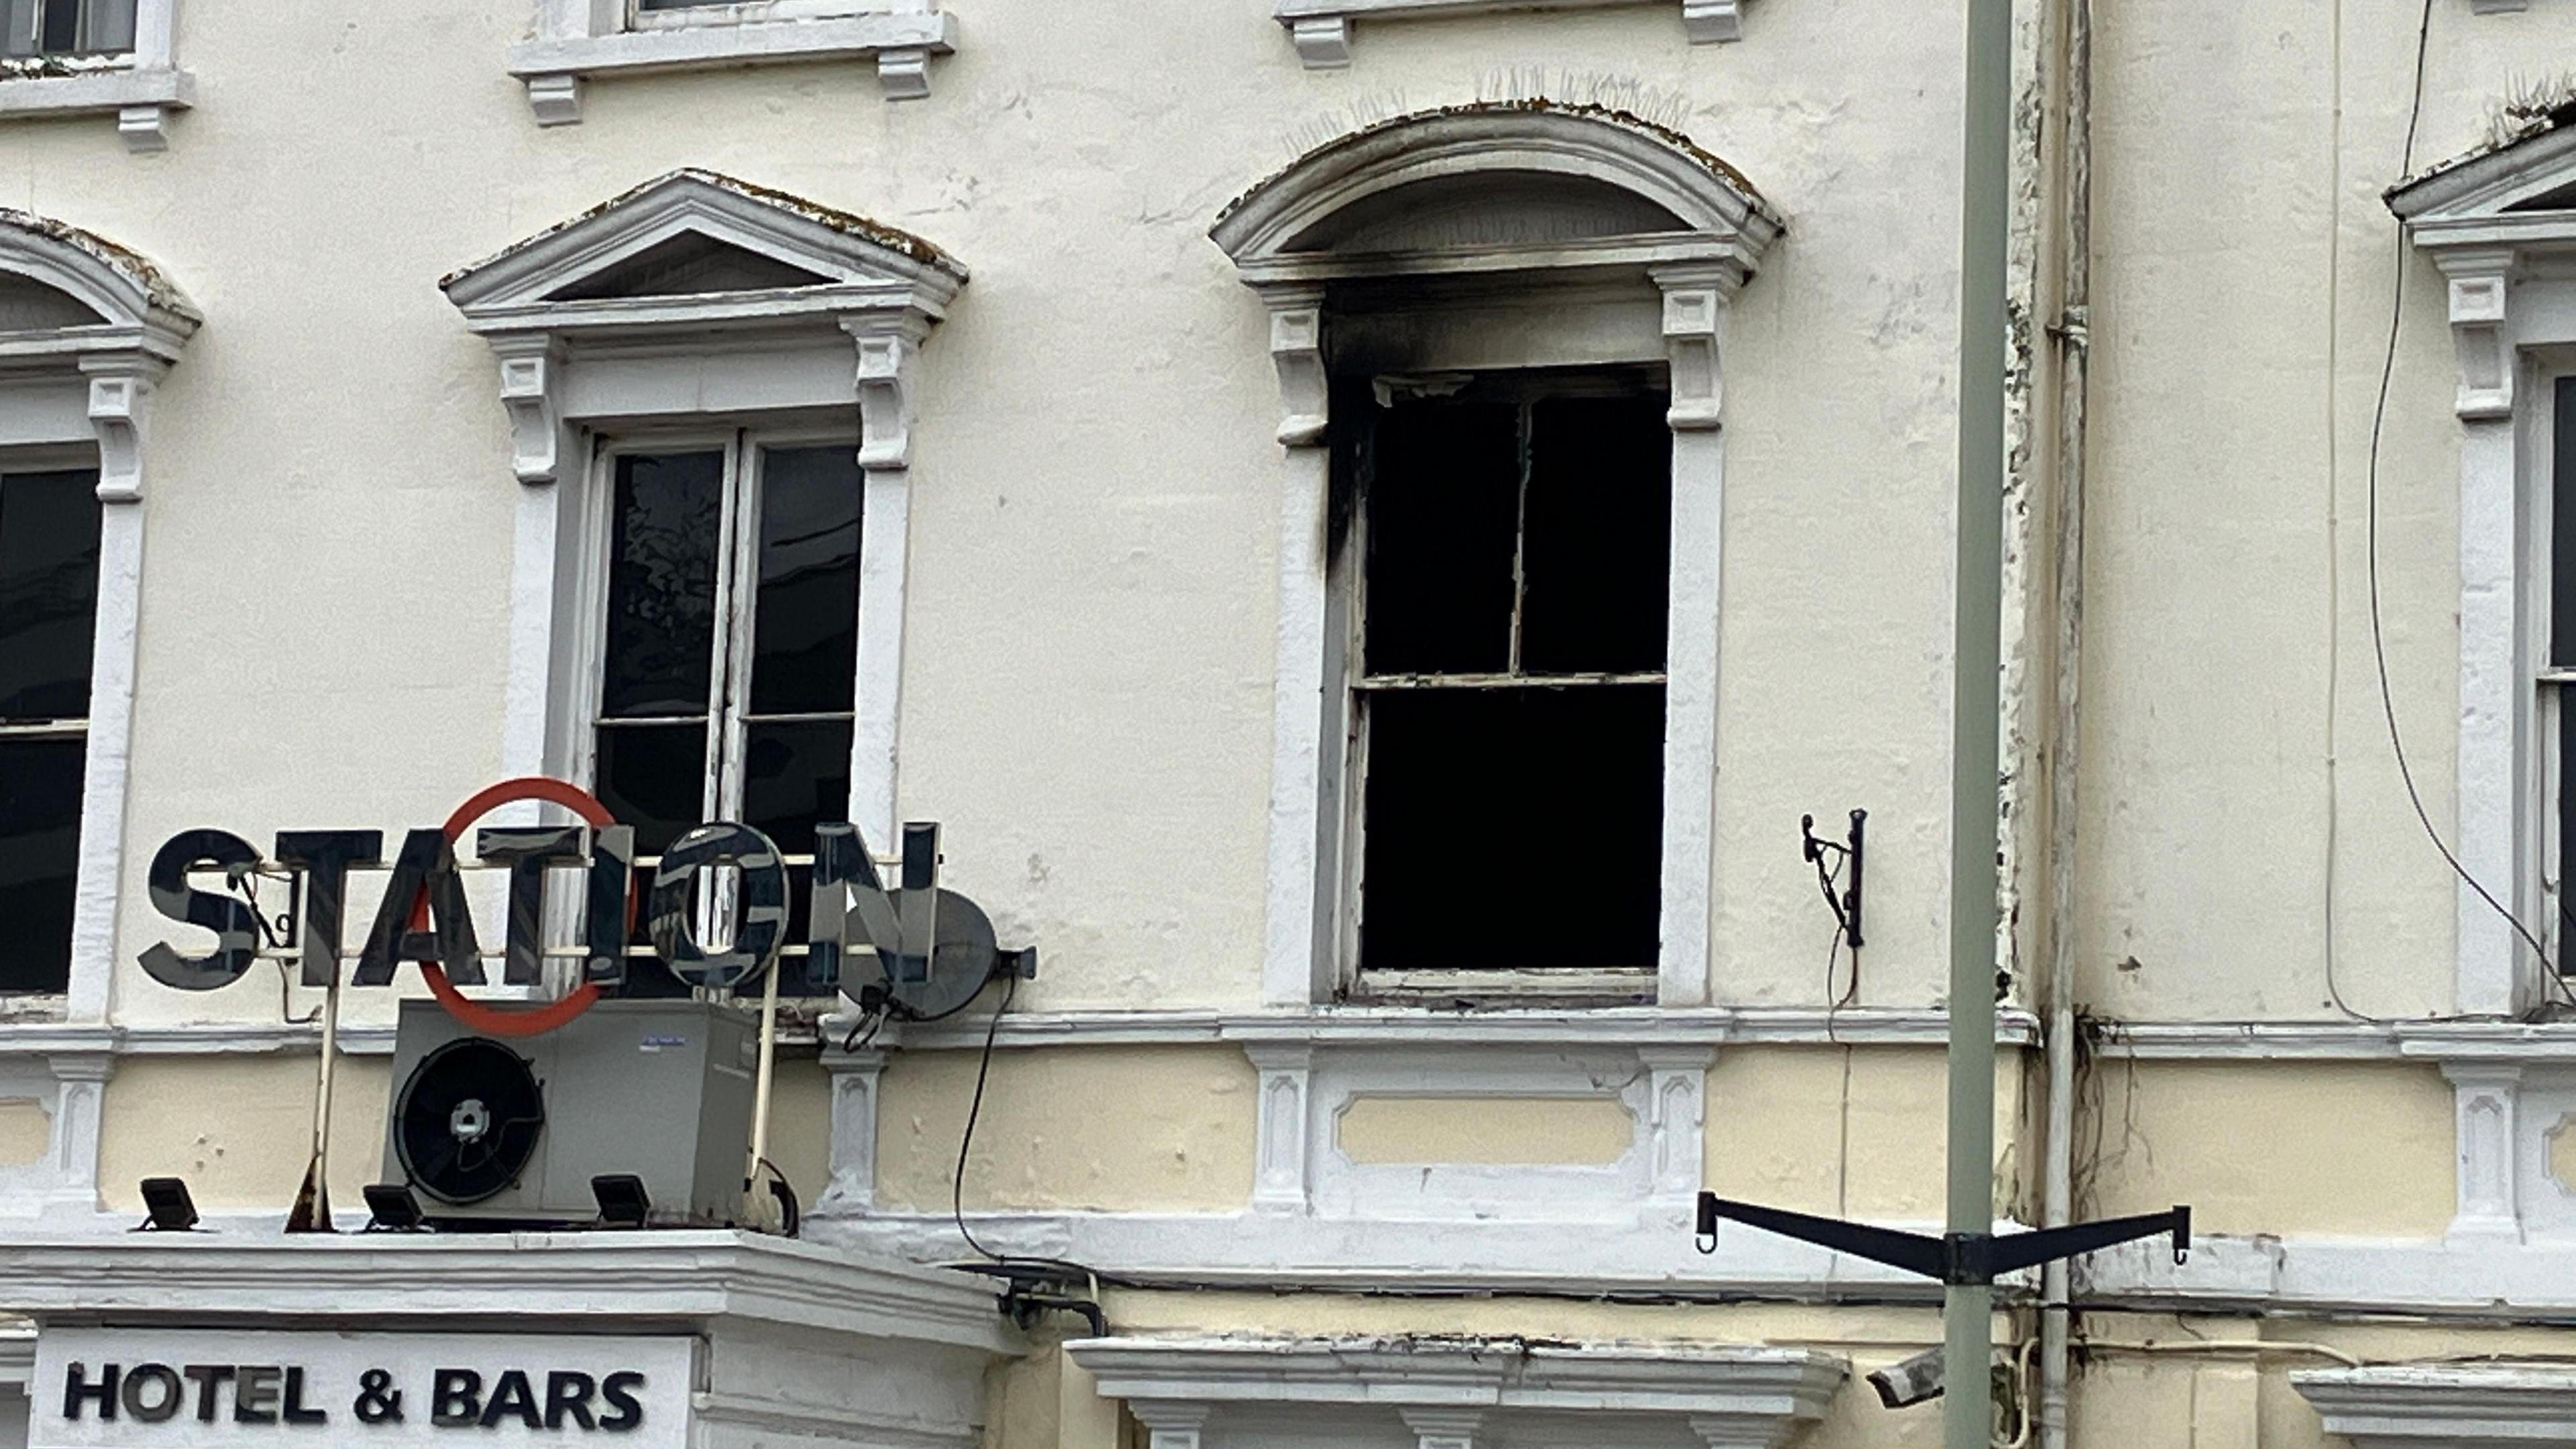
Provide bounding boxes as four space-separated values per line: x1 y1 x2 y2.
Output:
2038 0 2094 1443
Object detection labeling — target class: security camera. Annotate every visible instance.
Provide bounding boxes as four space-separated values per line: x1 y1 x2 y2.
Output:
1867 1347 1945 1409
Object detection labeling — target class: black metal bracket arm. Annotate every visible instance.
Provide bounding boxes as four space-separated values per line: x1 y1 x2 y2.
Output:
1695 1193 2190 1286
1801 809 1866 951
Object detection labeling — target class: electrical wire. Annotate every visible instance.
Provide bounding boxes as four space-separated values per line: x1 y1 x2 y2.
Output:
2361 0 2576 1012
951 967 1020 1262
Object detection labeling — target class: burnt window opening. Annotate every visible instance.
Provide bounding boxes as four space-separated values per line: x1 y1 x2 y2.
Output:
0 466 100 995
1338 372 1672 977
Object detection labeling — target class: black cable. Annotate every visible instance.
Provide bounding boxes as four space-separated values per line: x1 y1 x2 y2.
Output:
951 968 1019 1262
2363 0 2575 1011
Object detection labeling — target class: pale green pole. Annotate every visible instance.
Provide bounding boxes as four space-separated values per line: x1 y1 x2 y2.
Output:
1945 0 2011 1441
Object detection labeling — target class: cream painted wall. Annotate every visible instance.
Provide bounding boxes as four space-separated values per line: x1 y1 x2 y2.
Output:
2075 1061 2455 1237
95 1055 390 1212
0 1101 48 1169
875 1046 1254 1212
1705 1046 2029 1220
35 0 1986 1030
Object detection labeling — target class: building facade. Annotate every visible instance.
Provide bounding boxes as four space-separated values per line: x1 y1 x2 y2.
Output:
1 0 2575 1445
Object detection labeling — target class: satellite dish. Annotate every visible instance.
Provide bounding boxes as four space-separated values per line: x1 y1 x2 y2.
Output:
394 1037 545 1205
874 888 1002 1020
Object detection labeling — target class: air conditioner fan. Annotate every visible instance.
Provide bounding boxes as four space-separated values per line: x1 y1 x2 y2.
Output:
394 1036 546 1205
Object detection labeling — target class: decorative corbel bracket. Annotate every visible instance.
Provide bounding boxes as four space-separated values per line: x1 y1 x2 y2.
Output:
1680 0 1742 41
2444 1061 2524 1244
2436 249 2518 421
1654 266 1736 432
1288 17 1350 67
1399 1409 1485 1449
491 337 568 485
1260 285 1329 448
80 356 164 504
846 317 928 473
1246 1042 1314 1215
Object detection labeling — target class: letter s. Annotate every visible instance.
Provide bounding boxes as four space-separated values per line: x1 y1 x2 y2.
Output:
137 830 263 989
598 1372 645 1432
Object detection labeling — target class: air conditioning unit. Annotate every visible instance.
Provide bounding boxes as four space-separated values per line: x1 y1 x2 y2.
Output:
382 997 758 1228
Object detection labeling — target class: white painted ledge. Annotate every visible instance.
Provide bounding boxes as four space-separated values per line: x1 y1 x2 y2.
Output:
0 1230 1020 1354
506 11 955 122
2296 1364 2576 1446
1271 0 1741 68
0 66 192 152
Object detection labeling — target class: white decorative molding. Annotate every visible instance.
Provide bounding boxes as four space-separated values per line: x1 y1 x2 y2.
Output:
2438 250 2516 420
1247 1043 1313 1214
1069 1337 1844 1449
1642 1046 1713 1203
852 1004 2043 1053
2387 118 2576 1020
2296 1365 2576 1446
0 1230 1020 1354
1269 0 1744 68
0 210 197 1150
441 168 964 822
2469 0 2530 13
1128 1400 1214 1449
0 0 192 152
490 336 566 484
2447 1062 2524 1242
1209 103 1780 1008
847 319 922 472
818 1046 885 1214
508 6 955 123
1262 287 1328 449
1398 1409 1483 1449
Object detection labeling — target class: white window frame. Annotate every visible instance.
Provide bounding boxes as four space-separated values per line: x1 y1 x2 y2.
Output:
1272 0 1744 68
570 423 865 834
441 168 963 857
507 0 952 125
0 210 194 1223
0 0 188 152
1209 103 1780 1007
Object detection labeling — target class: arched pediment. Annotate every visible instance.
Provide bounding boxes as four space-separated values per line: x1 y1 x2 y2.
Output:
1210 102 1782 286
0 210 199 362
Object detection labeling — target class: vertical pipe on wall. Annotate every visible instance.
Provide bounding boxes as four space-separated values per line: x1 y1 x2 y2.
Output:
1946 0 2015 1439
2038 0 2094 1442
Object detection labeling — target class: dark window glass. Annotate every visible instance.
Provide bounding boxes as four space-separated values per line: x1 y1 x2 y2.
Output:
0 470 101 721
38 0 74 51
1358 686 1664 972
747 447 863 716
0 736 83 992
592 721 708 857
600 452 723 719
1362 400 1519 676
742 719 854 857
2556 379 2576 669
1519 395 1672 674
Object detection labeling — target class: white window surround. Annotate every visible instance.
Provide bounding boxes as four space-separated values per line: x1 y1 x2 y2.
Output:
1067 1337 1846 1449
0 209 197 1222
0 0 190 152
509 0 952 125
1273 0 1743 69
2296 1364 2576 1446
439 168 965 853
1208 101 1782 1009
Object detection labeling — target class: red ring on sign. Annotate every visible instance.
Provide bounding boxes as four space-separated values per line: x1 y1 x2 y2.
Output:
409 775 621 1037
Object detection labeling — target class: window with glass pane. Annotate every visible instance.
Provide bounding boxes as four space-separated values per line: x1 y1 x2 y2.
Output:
0 468 99 995
2549 378 2576 972
1340 374 1670 976
593 440 861 990
1 0 135 57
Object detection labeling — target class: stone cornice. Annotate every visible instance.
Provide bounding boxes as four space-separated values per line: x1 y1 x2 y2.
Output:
0 1231 1020 1357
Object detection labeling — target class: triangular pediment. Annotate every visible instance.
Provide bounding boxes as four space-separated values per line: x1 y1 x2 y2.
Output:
2388 111 2576 250
441 168 965 321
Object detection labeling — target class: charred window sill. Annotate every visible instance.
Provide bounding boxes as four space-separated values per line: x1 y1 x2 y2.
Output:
1346 968 1660 1010
506 11 955 123
0 64 191 152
